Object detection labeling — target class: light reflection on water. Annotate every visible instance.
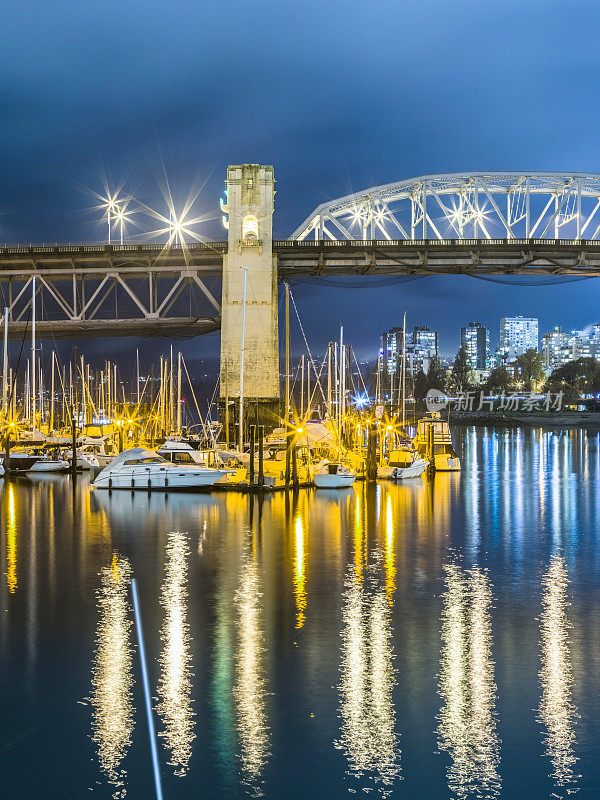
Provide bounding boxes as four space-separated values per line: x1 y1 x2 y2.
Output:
437 562 501 799
5 484 16 594
156 530 194 776
293 515 306 629
537 555 580 795
5 428 600 799
89 554 134 799
337 556 400 795
234 547 270 795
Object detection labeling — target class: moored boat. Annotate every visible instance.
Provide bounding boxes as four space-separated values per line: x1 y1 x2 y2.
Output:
93 447 232 491
413 413 461 472
313 460 356 489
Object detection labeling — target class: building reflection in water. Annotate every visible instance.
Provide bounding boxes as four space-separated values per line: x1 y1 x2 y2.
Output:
234 548 270 794
156 530 195 776
293 515 307 629
537 556 579 794
337 562 400 795
90 554 134 799
437 563 501 799
5 484 16 593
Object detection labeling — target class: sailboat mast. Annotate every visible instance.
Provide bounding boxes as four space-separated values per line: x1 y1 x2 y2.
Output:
307 357 311 418
300 354 305 419
31 277 36 433
285 283 290 425
402 311 406 425
2 308 8 416
50 350 55 432
136 348 140 406
177 351 182 435
339 326 344 444
327 342 332 419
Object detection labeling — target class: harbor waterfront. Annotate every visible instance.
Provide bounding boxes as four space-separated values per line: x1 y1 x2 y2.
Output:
2 426 600 799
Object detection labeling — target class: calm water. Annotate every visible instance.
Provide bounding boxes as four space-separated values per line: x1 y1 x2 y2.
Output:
2 426 600 799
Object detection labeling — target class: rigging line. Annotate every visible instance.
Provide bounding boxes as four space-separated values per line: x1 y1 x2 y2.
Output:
7 306 31 414
308 352 328 409
205 375 220 423
288 287 329 410
351 347 370 400
181 355 211 445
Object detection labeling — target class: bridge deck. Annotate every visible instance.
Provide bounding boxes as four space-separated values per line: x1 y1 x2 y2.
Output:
0 239 597 338
1 239 600 276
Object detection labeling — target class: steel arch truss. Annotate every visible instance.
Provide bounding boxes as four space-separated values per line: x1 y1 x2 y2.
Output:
0 244 223 338
290 173 600 242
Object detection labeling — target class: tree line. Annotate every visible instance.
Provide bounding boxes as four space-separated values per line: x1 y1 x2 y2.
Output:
412 347 600 404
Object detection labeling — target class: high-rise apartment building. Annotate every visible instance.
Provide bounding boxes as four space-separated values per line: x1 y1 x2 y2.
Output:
499 316 538 360
379 325 438 379
542 324 600 371
461 322 490 370
407 326 438 375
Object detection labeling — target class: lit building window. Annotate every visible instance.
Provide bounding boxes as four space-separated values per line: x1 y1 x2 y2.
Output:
242 214 259 240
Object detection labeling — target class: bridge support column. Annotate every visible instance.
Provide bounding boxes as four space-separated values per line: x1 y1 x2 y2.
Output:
220 164 279 439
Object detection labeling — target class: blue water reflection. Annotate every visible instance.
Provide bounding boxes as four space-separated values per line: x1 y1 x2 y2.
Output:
1 428 600 798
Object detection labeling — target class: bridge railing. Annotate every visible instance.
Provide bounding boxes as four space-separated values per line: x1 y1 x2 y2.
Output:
273 238 600 248
0 242 228 254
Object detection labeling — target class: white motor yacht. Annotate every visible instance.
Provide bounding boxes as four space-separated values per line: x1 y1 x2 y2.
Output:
379 450 429 480
64 448 100 470
28 456 69 473
158 440 209 465
313 460 357 489
93 447 231 491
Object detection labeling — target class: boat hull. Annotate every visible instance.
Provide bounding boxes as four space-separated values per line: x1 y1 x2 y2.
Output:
27 460 70 473
94 466 230 491
313 473 356 489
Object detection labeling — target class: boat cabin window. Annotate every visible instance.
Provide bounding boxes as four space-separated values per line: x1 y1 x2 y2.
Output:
123 459 141 465
140 456 165 464
172 452 194 464
327 464 339 475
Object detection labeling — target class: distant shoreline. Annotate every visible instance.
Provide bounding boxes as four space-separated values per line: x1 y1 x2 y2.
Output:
448 410 600 428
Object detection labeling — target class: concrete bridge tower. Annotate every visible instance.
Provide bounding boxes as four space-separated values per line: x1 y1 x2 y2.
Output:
219 164 279 434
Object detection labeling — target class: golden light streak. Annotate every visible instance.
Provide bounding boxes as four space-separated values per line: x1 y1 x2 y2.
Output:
90 556 134 798
537 556 579 791
293 516 306 629
337 565 400 792
5 484 16 593
437 563 501 799
156 531 195 776
384 494 395 606
354 493 365 581
234 555 270 792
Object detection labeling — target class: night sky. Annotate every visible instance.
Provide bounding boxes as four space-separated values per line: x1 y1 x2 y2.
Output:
3 0 600 368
